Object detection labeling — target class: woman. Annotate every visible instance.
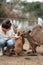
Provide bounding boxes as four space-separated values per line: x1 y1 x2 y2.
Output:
0 20 19 56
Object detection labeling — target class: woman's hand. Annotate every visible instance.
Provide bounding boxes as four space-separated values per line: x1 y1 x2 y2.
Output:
13 36 20 39
7 35 20 40
8 36 13 40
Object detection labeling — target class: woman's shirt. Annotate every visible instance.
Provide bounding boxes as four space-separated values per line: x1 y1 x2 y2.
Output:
0 26 15 40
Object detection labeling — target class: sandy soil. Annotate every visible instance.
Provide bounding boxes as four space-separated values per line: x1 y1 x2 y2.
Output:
0 43 43 65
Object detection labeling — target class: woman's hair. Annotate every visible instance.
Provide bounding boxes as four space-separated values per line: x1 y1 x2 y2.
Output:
2 20 12 29
5 20 11 26
2 23 10 29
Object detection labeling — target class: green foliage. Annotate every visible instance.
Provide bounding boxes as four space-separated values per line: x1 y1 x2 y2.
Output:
22 2 41 12
0 0 3 7
0 0 43 18
35 9 43 16
22 2 43 17
0 0 7 17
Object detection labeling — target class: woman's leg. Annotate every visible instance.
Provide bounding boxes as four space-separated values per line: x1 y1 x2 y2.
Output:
7 38 15 47
0 39 6 46
6 38 15 55
0 39 6 55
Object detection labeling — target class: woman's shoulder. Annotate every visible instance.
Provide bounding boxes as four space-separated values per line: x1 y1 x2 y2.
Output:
0 26 3 33
0 26 2 30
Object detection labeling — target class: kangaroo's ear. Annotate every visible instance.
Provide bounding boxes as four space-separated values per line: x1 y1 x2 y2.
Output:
28 30 31 34
20 33 24 36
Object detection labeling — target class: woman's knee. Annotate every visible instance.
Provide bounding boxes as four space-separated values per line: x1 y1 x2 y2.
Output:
7 38 15 46
0 39 6 46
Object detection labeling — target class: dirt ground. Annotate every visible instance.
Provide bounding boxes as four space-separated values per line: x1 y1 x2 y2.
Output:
0 40 43 65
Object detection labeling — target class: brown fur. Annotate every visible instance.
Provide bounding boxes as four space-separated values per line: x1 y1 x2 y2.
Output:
15 36 23 55
22 31 38 53
24 25 43 53
14 30 25 55
31 25 43 45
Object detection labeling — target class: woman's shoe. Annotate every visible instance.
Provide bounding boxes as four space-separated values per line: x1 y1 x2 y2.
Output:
0 48 3 56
